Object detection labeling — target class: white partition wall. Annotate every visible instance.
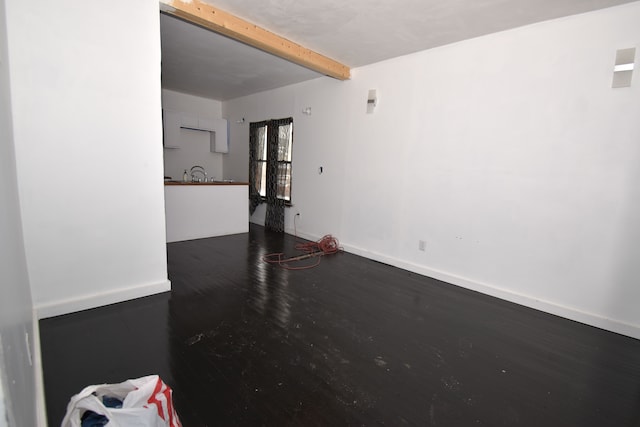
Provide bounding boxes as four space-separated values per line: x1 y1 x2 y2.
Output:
0 0 37 423
6 0 170 318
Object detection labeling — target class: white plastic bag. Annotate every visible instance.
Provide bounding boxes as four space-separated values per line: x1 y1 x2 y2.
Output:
61 375 181 427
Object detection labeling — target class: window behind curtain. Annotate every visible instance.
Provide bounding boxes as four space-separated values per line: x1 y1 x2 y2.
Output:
275 121 293 201
250 118 293 206
254 124 268 197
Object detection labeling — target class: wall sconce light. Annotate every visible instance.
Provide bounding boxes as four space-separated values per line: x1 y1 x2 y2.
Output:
236 117 245 124
302 107 312 115
612 47 635 88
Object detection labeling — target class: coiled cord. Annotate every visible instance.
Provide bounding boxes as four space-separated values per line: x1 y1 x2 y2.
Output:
263 234 342 270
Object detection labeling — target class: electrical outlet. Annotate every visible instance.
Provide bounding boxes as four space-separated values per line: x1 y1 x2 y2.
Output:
418 240 426 251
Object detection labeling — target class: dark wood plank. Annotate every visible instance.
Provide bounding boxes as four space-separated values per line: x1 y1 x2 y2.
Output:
40 225 640 426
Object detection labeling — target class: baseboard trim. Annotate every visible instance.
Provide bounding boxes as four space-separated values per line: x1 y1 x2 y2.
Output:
35 280 171 320
286 227 640 340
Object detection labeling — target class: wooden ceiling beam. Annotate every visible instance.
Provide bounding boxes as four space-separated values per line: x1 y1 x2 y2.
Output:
159 0 351 80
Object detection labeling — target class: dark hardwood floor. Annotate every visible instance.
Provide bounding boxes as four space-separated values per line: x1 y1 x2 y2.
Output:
40 225 640 426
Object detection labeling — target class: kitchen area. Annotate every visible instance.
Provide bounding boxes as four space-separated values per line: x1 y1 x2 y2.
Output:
162 89 248 243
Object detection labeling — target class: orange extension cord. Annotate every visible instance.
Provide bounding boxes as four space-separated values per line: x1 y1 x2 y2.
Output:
262 217 342 270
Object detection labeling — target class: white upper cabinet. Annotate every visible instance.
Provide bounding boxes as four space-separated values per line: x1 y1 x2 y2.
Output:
162 109 228 152
180 114 199 129
197 118 216 132
162 110 182 148
209 118 228 153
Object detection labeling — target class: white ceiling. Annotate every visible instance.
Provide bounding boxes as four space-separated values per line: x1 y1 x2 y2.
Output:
160 0 638 101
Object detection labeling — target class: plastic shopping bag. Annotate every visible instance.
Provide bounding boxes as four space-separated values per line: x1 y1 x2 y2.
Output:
61 375 181 427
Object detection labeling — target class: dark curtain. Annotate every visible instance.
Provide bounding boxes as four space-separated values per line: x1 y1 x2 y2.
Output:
249 118 293 233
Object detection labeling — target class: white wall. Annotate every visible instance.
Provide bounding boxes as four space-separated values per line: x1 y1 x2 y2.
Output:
6 0 170 318
223 83 351 235
0 0 37 424
162 89 224 181
224 2 640 339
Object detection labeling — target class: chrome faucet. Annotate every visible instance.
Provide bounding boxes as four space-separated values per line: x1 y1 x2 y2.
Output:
190 165 206 182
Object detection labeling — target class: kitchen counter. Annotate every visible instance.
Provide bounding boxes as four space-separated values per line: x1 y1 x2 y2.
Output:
164 182 249 242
